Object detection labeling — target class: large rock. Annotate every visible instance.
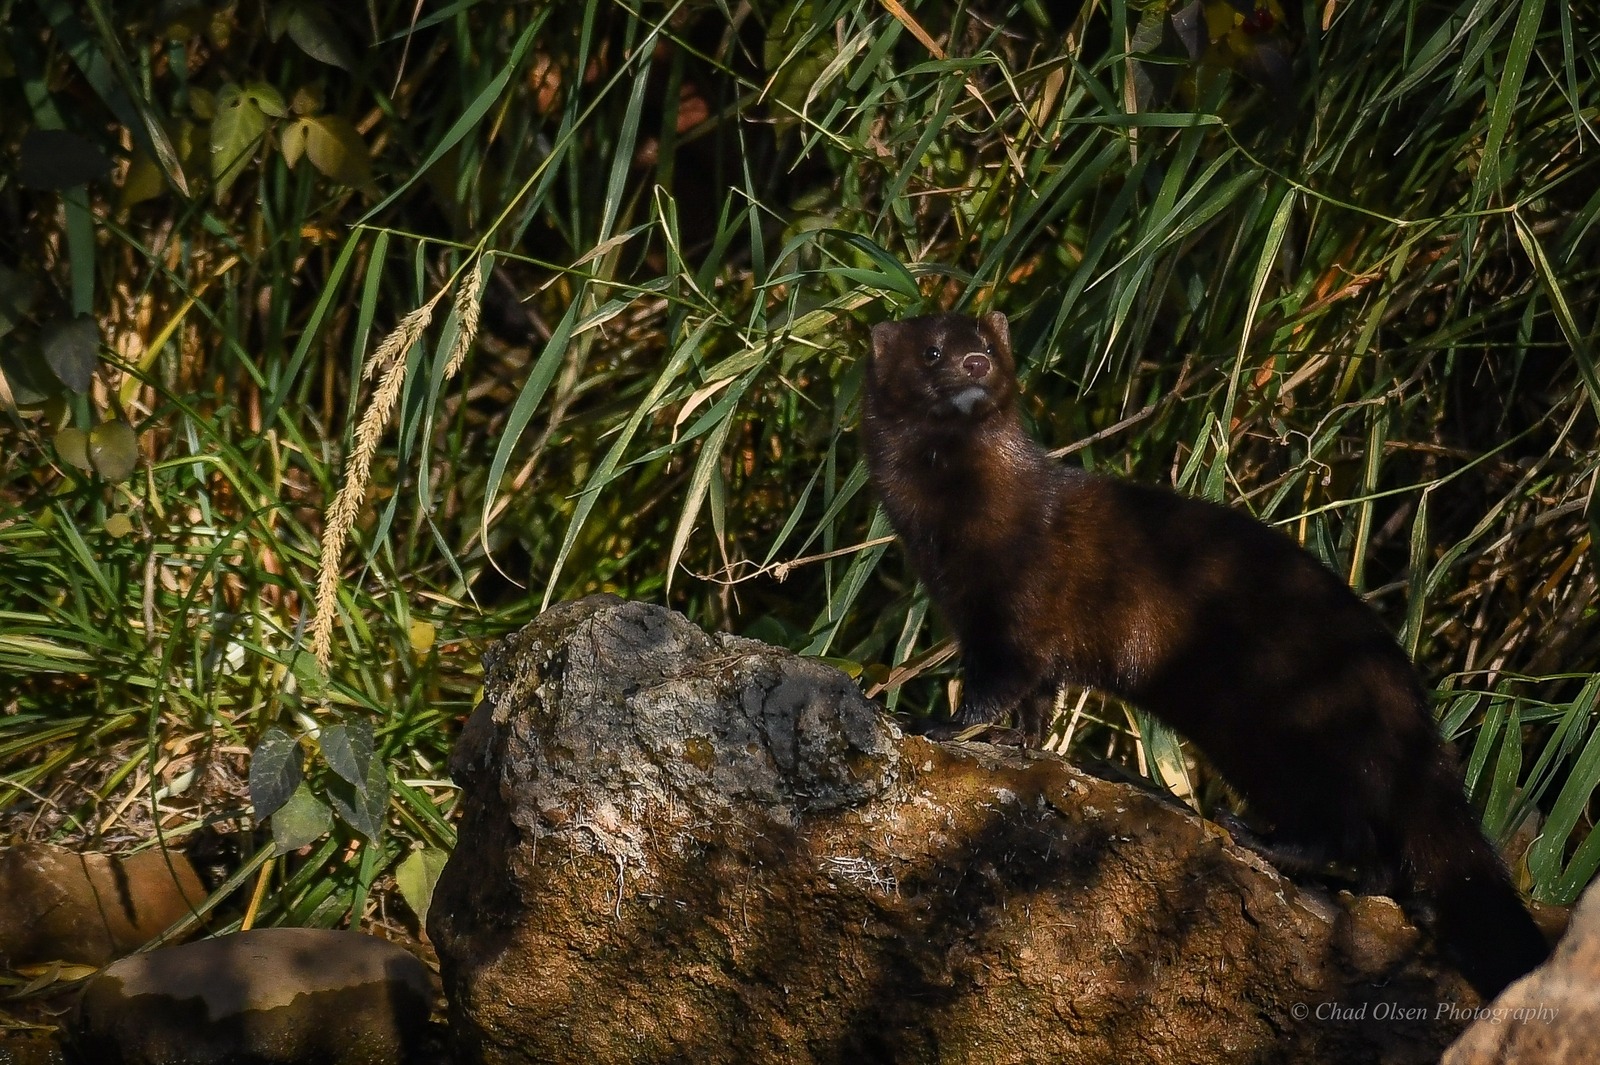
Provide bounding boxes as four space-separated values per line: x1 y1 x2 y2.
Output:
1442 879 1600 1064
0 843 206 966
73 927 436 1065
430 595 1486 1064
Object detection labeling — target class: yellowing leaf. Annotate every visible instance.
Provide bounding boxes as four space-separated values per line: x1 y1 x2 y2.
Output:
54 427 92 470
121 148 167 208
409 619 436 654
0 634 95 662
189 86 215 121
396 847 451 925
104 513 133 538
88 419 140 481
295 114 374 188
290 84 323 116
281 118 308 169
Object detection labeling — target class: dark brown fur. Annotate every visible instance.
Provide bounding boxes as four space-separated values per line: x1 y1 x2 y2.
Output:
862 311 1549 998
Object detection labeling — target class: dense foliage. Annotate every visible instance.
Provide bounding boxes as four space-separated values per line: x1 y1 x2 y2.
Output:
2 0 1598 946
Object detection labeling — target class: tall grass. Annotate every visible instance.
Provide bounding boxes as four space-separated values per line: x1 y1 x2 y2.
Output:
2 0 1598 959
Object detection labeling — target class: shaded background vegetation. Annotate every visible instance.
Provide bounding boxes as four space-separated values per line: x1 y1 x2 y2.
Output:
2 0 1598 958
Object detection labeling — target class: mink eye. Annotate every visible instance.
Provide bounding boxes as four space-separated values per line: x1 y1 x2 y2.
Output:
922 346 942 364
984 342 994 355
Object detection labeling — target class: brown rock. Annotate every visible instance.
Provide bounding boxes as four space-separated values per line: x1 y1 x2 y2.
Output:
73 927 436 1065
1441 880 1597 1064
431 595 1480 1065
0 843 206 966
0 1030 68 1065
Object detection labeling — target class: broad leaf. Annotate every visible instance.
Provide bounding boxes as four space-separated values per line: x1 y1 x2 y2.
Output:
88 420 139 481
284 3 356 70
249 727 303 819
271 783 333 854
408 620 436 653
39 316 99 392
283 115 373 187
328 757 388 841
210 83 268 196
0 342 56 408
54 427 92 470
395 847 451 924
241 81 288 118
322 720 375 787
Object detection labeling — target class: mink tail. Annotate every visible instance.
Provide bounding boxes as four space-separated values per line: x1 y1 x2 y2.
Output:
1399 776 1550 1000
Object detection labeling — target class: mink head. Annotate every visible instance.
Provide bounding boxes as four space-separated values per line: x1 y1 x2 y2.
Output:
867 312 1016 424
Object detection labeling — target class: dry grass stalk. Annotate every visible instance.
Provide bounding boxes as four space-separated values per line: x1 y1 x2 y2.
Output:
311 295 441 672
444 256 486 381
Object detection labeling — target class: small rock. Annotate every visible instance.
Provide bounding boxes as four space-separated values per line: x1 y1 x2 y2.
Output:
0 843 206 966
73 927 435 1065
1441 880 1598 1064
0 1030 69 1065
1335 892 1420 978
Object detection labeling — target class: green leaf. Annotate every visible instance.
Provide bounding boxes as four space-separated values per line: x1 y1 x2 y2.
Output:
1528 679 1600 902
39 315 99 392
1133 709 1192 795
290 84 323 116
1472 0 1543 202
835 231 920 300
395 847 451 925
661 383 744 600
322 720 375 787
0 340 57 408
281 2 357 71
328 757 389 841
88 419 139 481
545 318 709 605
271 782 333 854
210 82 267 196
483 296 583 562
763 0 834 128
241 81 288 119
358 18 543 223
1482 702 1522 842
249 727 303 819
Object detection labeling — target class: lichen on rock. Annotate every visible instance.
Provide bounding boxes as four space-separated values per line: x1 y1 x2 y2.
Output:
450 594 901 876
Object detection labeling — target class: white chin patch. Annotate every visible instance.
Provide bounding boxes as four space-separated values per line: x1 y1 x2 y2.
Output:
949 387 991 415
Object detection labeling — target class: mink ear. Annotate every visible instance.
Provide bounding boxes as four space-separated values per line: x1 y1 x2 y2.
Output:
981 311 1011 356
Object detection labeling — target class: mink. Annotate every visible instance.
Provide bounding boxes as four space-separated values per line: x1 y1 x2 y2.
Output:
861 310 1550 999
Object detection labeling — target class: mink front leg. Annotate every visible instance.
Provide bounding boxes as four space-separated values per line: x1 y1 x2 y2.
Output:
949 644 1055 746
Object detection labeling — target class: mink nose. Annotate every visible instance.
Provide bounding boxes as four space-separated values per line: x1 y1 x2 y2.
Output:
962 353 992 379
